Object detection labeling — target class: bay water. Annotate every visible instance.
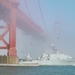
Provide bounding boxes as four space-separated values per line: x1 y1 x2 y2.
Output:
0 66 75 75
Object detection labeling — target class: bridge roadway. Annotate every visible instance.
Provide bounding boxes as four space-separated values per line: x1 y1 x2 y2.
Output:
0 2 45 40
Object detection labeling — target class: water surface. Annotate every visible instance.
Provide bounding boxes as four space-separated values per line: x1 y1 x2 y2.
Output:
0 66 75 75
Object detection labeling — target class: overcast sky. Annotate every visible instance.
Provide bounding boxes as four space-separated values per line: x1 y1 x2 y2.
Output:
0 0 75 58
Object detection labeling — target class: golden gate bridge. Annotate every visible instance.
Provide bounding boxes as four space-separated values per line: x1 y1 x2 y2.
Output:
0 0 46 64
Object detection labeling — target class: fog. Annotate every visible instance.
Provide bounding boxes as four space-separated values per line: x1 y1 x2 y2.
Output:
0 0 75 59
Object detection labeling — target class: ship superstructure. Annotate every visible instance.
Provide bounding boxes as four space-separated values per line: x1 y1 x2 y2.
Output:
36 44 75 65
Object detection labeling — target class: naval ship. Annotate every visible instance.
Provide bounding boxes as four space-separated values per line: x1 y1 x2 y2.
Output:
19 44 75 66
35 44 75 66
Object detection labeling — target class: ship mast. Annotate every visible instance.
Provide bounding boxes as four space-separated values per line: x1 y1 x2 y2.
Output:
51 44 57 53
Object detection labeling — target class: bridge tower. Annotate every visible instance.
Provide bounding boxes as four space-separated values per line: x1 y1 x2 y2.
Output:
0 0 18 64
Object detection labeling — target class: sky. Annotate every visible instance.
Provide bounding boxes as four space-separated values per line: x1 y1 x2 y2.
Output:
0 0 75 58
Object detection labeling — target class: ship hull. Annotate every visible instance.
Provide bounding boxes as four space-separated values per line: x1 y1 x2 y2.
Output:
37 59 75 66
19 61 39 66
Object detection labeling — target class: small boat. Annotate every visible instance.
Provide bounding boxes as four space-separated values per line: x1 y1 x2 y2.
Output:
19 54 39 66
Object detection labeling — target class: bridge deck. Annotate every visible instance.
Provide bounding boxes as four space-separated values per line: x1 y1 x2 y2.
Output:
0 2 45 39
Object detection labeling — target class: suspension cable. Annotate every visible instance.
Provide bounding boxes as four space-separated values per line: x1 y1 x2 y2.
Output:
37 0 48 32
24 0 32 18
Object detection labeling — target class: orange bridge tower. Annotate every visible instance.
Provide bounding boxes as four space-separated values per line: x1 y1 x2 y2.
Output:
0 0 18 64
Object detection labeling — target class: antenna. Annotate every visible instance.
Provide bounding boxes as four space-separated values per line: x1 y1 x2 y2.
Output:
51 44 57 53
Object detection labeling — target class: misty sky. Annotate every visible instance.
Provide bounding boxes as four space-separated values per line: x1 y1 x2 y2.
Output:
0 0 75 58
